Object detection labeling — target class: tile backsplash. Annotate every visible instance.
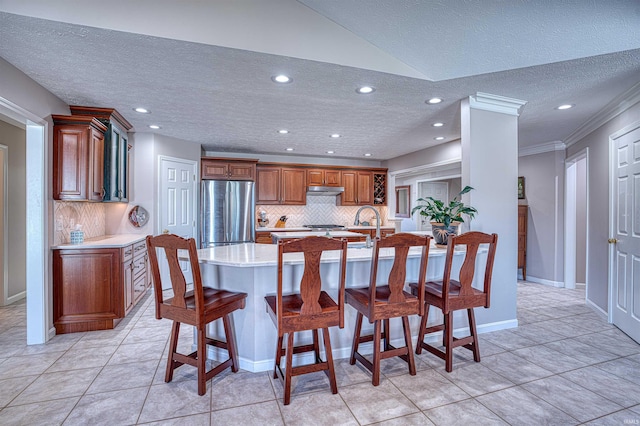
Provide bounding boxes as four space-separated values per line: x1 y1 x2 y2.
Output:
54 201 106 245
257 195 388 227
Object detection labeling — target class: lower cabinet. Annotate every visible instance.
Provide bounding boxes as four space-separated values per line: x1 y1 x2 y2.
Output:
348 227 395 239
53 239 150 334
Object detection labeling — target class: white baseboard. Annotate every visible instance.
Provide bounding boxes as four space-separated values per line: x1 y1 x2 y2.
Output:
525 276 565 287
586 298 608 320
575 282 586 289
48 326 57 340
206 318 519 373
6 291 26 304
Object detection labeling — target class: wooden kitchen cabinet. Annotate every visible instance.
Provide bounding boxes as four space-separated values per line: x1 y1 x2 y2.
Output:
307 168 341 187
201 157 258 180
348 227 395 239
255 231 273 244
70 106 133 202
256 165 306 205
53 239 150 334
340 170 373 206
518 205 528 280
52 115 107 201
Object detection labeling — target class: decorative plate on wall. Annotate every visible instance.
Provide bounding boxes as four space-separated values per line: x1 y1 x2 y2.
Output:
128 205 149 228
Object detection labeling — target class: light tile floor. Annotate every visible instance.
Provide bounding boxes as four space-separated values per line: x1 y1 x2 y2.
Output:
1 282 639 425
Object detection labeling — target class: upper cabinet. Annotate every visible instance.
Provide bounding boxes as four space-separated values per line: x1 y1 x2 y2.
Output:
52 115 107 201
307 168 341 187
70 106 133 202
256 165 306 205
339 170 373 206
201 158 257 180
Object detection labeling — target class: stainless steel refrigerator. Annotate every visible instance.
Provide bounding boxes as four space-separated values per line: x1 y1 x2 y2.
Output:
201 180 255 247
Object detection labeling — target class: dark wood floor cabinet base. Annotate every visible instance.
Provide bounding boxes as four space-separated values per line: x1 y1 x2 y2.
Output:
53 240 150 334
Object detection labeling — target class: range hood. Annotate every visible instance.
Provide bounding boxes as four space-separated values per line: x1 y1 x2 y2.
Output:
307 186 345 196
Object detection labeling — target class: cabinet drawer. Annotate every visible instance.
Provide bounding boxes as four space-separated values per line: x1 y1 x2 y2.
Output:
122 244 134 262
133 273 147 302
133 240 147 255
132 255 147 279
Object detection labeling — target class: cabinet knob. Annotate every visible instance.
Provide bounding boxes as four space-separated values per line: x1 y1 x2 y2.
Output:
608 238 618 244
162 229 170 234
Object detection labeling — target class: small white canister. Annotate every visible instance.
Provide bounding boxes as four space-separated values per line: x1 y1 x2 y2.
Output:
70 224 84 244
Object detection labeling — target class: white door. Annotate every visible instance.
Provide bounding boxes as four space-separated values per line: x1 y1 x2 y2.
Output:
158 156 198 290
610 122 640 344
416 181 448 231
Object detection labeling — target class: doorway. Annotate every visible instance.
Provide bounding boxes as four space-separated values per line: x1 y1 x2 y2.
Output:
157 155 198 289
0 97 48 344
564 149 588 291
1 144 6 305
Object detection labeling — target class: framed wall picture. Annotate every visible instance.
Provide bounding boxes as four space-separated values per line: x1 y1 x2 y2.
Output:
518 176 526 199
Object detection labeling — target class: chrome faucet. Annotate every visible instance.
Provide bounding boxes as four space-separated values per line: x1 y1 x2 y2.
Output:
354 205 381 240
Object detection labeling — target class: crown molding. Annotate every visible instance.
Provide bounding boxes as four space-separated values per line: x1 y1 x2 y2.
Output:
519 140 566 157
390 157 461 178
469 92 527 116
564 81 640 147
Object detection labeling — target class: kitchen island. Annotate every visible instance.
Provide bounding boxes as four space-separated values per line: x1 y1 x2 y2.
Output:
196 241 489 372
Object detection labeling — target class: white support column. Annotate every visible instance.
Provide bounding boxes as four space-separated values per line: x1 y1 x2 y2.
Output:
461 92 526 325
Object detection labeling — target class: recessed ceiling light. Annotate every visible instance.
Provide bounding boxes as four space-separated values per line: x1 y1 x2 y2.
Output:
426 97 443 104
356 86 375 94
327 150 335 154
556 104 574 110
272 74 292 84
285 147 294 151
148 125 160 129
364 153 372 157
134 107 150 114
330 134 341 138
434 136 445 140
278 129 289 134
432 122 444 127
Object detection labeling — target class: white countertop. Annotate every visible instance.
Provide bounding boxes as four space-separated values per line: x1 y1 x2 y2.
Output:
51 234 146 250
270 230 366 240
256 225 395 232
196 241 446 267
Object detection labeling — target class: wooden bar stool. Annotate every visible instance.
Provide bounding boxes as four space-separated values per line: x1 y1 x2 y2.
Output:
146 234 247 395
410 231 498 372
346 233 430 386
264 236 348 405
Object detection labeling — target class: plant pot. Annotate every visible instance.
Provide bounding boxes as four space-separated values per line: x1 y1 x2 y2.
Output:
431 222 459 247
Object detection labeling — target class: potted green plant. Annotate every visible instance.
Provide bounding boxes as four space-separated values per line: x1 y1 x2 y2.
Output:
411 185 478 246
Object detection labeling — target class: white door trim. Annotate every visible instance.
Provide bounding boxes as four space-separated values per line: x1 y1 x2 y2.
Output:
0 144 7 306
564 148 589 291
0 96 49 344
608 119 640 325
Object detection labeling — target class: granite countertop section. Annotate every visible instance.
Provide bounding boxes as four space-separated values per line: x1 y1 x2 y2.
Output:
51 234 147 250
196 241 447 267
256 225 395 232
270 230 366 240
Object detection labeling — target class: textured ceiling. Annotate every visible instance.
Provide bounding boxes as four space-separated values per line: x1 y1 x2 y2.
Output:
0 2 639 161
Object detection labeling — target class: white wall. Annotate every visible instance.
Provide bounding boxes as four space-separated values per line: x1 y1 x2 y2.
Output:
518 149 566 285
461 100 519 326
0 56 68 339
106 133 202 236
0 120 27 303
566 98 640 312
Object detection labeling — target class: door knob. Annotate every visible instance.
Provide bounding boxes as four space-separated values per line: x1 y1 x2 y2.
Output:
162 229 170 234
608 238 618 244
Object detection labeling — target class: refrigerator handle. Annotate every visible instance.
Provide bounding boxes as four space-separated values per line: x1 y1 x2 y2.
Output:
226 184 233 242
